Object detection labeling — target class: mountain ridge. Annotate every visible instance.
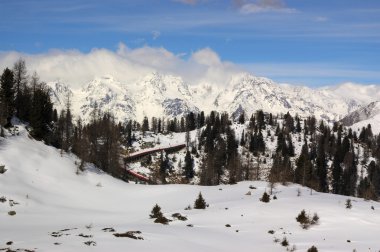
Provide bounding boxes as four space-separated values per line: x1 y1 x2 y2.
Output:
47 72 379 124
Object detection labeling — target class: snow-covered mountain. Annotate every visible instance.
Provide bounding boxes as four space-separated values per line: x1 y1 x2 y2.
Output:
47 72 377 123
340 101 380 134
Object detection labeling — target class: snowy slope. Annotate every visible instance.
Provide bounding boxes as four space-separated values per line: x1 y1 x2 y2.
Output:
1 126 380 251
340 101 380 134
48 72 377 124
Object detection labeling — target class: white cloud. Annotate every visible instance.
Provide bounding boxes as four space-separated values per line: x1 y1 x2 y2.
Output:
152 30 161 40
0 44 242 90
237 0 297 14
315 16 329 22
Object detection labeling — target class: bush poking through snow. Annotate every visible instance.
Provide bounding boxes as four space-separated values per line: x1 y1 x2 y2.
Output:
194 192 206 209
150 204 170 224
8 210 16 216
154 214 171 225
296 210 319 229
0 196 6 203
281 237 289 246
0 165 7 174
150 204 162 219
113 231 143 240
171 213 187 221
307 245 318 252
346 199 352 209
260 191 270 203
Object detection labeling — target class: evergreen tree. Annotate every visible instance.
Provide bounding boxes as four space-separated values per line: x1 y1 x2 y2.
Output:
0 68 15 127
184 150 194 179
194 192 206 209
238 111 245 124
260 191 270 203
316 135 328 192
150 204 163 218
295 140 312 187
30 84 53 140
142 116 149 134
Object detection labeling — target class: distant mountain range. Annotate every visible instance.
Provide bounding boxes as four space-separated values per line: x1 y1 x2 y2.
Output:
47 72 380 131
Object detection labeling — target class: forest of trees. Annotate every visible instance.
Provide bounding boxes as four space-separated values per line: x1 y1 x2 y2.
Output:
1 59 379 201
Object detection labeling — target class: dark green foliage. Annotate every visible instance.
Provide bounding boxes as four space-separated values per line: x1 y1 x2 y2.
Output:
30 84 53 140
307 246 318 252
150 204 162 219
0 68 15 127
296 210 319 229
154 215 170 225
194 192 206 209
296 210 308 225
281 237 289 246
238 111 245 124
184 150 194 179
345 199 352 209
260 191 270 203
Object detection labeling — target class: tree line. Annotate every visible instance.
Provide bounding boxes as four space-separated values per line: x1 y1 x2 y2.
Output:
1 60 379 200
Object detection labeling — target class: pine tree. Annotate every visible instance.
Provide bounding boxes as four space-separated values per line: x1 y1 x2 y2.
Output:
150 204 163 218
260 191 270 203
30 84 53 140
0 68 15 127
316 135 328 192
184 150 194 179
238 111 245 124
194 192 206 209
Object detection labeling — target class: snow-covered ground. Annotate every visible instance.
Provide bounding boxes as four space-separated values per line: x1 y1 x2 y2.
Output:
1 126 380 252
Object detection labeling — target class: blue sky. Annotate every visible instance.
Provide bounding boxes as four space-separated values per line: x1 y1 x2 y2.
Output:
1 0 380 86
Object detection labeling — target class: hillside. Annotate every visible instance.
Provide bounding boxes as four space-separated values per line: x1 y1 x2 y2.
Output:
1 124 380 252
340 101 380 134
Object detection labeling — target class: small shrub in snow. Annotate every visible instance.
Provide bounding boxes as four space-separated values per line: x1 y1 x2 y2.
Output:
0 196 6 203
273 195 277 200
346 199 352 209
154 214 170 225
311 213 319 224
8 210 16 216
184 204 192 210
268 230 275 234
194 192 206 209
296 210 319 229
225 224 231 227
281 237 289 247
85 223 93 230
307 245 318 252
260 191 270 203
171 213 187 221
0 165 6 174
150 204 162 219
